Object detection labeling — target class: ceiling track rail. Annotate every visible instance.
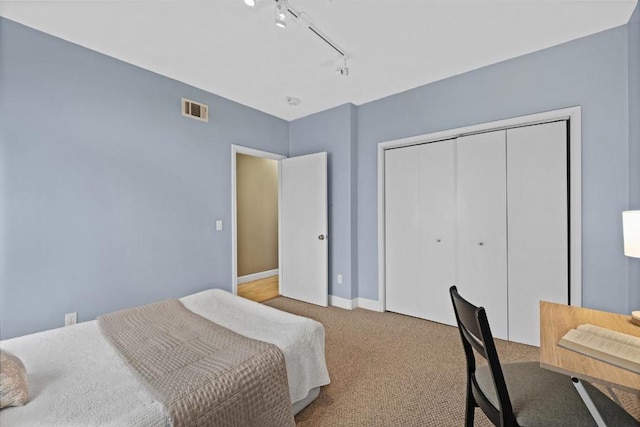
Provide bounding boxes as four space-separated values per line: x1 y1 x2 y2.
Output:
286 6 349 59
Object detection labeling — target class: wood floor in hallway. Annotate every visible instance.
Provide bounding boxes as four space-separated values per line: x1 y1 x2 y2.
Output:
237 275 279 303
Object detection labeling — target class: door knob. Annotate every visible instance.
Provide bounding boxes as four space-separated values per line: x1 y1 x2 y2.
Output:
436 239 441 243
318 235 325 240
478 242 485 246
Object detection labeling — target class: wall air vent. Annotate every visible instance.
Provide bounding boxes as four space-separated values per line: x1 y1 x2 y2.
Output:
182 98 209 122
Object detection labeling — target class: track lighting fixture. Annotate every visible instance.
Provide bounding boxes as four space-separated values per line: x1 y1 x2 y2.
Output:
243 0 351 75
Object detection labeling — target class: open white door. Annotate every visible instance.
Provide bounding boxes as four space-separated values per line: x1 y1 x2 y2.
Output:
280 152 328 306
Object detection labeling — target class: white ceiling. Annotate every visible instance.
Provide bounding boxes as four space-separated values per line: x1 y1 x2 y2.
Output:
1 1 637 120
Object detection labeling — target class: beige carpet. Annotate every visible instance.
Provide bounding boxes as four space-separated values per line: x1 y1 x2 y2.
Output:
264 297 640 427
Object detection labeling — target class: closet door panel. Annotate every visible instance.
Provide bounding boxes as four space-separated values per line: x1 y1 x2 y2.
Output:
457 131 508 339
507 122 568 346
385 145 421 317
419 139 456 325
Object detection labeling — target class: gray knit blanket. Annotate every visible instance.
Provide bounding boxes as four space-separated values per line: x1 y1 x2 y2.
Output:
98 299 295 427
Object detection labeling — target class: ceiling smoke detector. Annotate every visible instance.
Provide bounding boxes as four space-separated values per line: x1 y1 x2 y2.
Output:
286 96 300 106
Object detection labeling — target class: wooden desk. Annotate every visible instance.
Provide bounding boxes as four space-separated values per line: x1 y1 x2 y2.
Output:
540 301 640 395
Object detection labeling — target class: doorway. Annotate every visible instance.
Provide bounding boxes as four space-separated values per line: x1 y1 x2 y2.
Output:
231 145 329 306
231 145 285 301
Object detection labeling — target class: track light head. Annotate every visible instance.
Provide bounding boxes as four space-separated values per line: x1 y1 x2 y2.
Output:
275 0 288 28
336 66 349 76
336 57 350 77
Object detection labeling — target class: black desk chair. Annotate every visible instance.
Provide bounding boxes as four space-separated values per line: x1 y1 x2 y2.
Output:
449 286 639 427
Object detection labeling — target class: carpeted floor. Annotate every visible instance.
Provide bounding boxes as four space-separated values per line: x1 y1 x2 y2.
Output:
264 297 640 427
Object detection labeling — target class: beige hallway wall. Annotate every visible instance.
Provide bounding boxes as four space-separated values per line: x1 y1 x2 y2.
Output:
237 153 279 277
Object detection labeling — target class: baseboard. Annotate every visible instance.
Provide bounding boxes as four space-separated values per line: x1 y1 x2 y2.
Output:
237 269 279 285
328 295 354 310
355 297 383 312
328 296 383 312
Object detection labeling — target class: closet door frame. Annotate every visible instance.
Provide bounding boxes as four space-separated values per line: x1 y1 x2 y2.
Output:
377 106 582 312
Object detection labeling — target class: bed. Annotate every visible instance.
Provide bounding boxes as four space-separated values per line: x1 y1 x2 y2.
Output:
0 289 330 426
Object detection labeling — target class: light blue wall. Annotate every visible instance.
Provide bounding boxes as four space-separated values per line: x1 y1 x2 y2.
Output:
357 25 634 314
289 104 358 299
0 18 289 339
3 11 639 339
629 5 640 308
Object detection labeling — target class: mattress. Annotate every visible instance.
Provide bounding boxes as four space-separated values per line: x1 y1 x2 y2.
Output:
0 289 330 426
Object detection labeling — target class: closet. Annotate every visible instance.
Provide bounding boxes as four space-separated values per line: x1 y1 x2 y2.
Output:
384 121 569 346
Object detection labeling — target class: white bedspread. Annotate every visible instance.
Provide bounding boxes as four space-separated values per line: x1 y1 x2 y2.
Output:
180 289 330 403
0 289 330 426
0 321 169 427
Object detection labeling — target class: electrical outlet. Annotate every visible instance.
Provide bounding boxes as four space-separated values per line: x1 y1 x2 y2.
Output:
337 274 343 284
65 312 77 326
216 220 223 231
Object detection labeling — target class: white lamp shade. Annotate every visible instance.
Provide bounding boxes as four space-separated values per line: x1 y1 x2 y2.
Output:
623 210 640 258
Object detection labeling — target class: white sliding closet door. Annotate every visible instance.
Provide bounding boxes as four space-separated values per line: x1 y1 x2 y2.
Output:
385 145 421 317
457 130 508 340
507 122 568 346
383 118 571 346
419 139 456 325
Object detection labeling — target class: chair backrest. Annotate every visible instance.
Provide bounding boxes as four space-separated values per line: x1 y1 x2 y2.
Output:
449 286 515 426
